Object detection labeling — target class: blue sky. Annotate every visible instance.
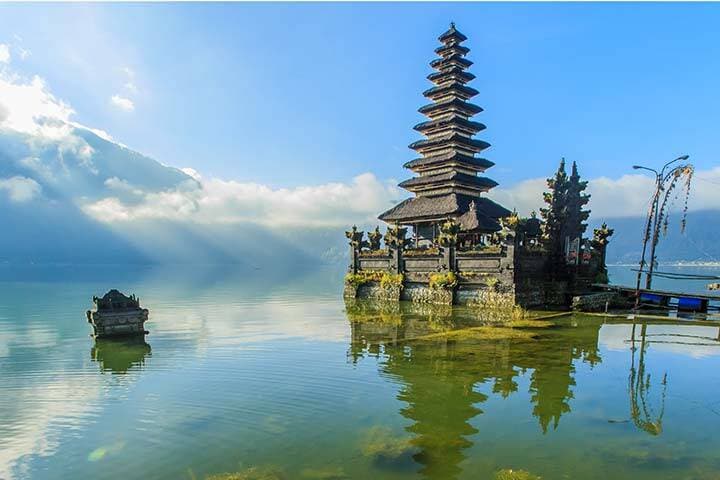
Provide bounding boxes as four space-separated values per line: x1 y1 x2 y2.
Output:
1 2 719 189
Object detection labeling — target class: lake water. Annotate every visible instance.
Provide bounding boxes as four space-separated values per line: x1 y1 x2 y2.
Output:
1 265 720 480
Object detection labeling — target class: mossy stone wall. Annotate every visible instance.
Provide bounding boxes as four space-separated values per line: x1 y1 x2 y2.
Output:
401 283 454 305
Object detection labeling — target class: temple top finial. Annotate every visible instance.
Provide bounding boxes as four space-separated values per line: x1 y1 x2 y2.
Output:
439 23 467 44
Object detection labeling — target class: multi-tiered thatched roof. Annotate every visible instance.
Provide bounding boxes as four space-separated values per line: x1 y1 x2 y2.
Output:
379 24 510 231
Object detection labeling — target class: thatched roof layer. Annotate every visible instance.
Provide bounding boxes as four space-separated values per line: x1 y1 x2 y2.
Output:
398 171 498 190
403 152 494 171
379 193 511 230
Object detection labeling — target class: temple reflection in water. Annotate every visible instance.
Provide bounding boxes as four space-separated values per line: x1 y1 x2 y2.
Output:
346 300 683 479
91 337 152 374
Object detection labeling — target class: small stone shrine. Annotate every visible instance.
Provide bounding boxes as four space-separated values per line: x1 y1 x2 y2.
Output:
86 289 149 338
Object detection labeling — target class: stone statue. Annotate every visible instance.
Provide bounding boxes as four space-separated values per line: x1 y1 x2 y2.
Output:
437 219 460 248
367 226 383 251
384 225 410 250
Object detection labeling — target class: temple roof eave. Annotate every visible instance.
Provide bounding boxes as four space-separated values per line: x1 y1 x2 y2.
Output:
413 117 486 134
435 44 470 57
398 172 498 190
378 193 510 231
430 56 473 71
403 154 495 171
428 70 475 85
418 99 483 116
422 84 479 100
408 135 491 154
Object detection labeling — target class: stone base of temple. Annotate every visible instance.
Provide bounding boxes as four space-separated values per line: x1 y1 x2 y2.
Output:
401 283 454 305
86 309 149 338
344 220 613 311
346 278 554 308
571 292 628 312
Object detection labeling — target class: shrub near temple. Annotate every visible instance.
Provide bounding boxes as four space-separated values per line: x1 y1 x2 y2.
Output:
345 271 404 290
345 271 384 288
380 273 404 289
429 272 458 289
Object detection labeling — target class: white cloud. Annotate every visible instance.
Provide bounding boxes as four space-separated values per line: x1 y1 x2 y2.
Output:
17 46 30 61
0 72 99 174
600 323 720 358
0 75 74 135
0 176 41 202
180 167 202 181
104 176 143 196
490 167 720 219
0 44 10 64
123 81 137 93
82 172 402 228
80 164 720 231
110 94 134 112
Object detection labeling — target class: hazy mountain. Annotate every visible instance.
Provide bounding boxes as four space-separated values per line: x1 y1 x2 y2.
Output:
599 210 720 265
0 126 315 268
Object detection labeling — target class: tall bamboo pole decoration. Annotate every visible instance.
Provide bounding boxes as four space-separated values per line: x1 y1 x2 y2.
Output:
632 155 691 306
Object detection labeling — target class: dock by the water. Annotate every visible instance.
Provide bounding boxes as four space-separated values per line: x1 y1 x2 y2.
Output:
593 283 720 313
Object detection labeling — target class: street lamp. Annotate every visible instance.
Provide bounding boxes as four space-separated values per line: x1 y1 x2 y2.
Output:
633 155 692 308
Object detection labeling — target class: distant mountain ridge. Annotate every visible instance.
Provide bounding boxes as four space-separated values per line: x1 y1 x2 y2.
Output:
596 210 720 265
0 126 314 267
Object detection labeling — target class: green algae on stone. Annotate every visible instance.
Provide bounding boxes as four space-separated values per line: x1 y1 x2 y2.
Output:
506 319 555 329
205 466 285 480
405 326 539 343
494 468 542 480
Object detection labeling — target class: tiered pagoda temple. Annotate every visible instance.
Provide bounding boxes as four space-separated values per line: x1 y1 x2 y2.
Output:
344 24 614 309
379 23 511 248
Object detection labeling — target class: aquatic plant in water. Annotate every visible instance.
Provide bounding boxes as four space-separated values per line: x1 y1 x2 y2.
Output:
205 466 285 480
469 284 529 323
359 426 418 462
494 469 542 480
300 466 348 479
406 326 539 343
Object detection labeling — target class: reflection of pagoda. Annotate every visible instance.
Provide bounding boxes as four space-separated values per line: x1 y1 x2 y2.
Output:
347 302 602 479
379 23 510 245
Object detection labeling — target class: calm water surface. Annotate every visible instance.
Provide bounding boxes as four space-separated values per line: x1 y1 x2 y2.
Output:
1 265 720 480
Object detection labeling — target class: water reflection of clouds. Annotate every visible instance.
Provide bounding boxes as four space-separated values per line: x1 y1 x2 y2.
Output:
0 374 104 480
600 324 720 358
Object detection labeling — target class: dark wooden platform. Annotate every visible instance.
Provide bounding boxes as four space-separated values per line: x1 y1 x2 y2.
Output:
592 283 720 313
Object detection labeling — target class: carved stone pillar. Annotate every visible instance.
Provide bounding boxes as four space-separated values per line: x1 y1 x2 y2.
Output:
390 246 400 274
349 244 358 274
441 244 454 272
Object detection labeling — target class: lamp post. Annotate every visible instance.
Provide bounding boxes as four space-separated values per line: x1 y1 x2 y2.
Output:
632 155 690 307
